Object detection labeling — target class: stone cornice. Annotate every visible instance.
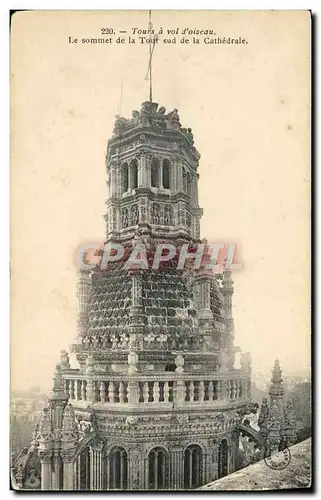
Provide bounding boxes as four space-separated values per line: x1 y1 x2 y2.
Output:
107 127 200 164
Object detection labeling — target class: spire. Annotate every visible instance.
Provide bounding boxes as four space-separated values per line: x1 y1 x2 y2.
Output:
271 359 283 384
269 359 284 399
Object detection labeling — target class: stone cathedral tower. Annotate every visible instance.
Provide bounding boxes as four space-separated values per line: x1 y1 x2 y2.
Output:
12 101 256 491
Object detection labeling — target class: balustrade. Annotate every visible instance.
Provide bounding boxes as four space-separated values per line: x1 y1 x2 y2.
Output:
62 374 250 406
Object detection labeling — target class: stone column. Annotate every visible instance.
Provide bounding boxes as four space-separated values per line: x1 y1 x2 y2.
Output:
116 169 122 197
105 455 110 489
89 443 103 490
159 161 163 188
144 457 149 490
127 164 132 192
230 431 239 473
212 444 219 481
177 159 184 193
138 155 143 187
170 448 184 489
202 452 212 485
139 155 151 187
39 450 53 490
228 439 233 475
110 165 117 197
52 451 62 490
194 173 199 206
170 157 178 193
61 450 74 490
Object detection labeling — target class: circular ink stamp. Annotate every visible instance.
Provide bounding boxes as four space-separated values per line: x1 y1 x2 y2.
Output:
264 448 291 470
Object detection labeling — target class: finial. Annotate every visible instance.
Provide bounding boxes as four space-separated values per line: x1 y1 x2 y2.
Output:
145 10 158 103
271 359 283 384
148 11 153 102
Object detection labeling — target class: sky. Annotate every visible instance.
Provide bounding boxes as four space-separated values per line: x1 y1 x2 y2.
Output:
11 10 311 392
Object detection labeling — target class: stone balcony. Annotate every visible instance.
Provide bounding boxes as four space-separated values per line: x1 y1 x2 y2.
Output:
60 370 251 409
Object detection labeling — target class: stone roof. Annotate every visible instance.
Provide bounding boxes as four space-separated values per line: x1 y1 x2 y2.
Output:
199 439 312 491
82 259 226 353
86 264 132 349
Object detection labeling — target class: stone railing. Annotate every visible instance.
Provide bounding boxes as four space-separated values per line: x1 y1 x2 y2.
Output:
61 371 251 407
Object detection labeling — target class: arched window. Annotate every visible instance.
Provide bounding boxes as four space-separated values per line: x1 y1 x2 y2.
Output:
162 159 170 189
109 447 128 490
130 159 138 190
184 445 202 489
148 447 167 490
218 439 229 479
151 158 159 188
78 447 90 490
121 163 129 193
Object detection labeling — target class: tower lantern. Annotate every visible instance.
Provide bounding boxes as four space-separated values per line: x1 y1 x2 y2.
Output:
105 101 203 245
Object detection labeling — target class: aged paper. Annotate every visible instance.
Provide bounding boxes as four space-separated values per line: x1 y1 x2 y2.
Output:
11 10 311 491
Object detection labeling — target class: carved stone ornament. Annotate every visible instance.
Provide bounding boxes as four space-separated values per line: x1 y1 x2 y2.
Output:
60 449 75 463
125 416 139 427
285 398 297 428
38 449 53 464
85 355 95 374
60 350 70 369
37 407 53 443
77 418 93 437
175 354 185 373
61 403 79 443
267 400 282 431
52 363 65 395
